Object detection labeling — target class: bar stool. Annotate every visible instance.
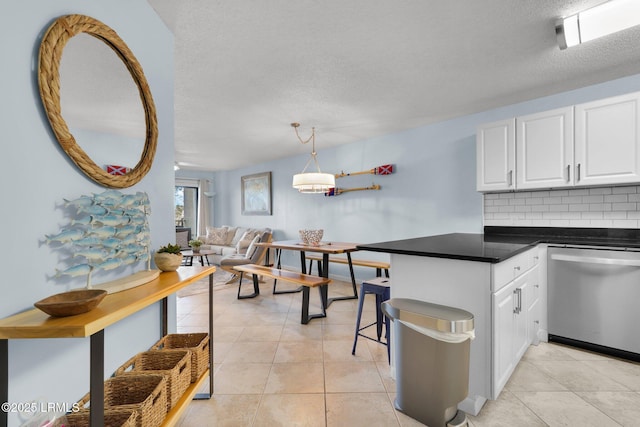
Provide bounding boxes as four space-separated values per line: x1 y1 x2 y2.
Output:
352 277 391 362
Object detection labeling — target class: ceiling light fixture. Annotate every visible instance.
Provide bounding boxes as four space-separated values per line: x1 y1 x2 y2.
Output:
291 123 335 193
556 0 640 49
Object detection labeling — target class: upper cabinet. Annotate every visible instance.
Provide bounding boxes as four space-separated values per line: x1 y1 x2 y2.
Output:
476 119 515 192
477 91 640 192
516 107 573 190
574 92 640 187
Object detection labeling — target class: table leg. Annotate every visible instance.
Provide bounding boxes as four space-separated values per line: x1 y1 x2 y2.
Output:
1 340 7 427
326 252 358 306
196 272 215 398
300 251 307 274
273 249 302 295
272 249 281 292
320 253 329 308
90 330 105 427
301 287 310 324
161 297 168 336
300 286 327 324
238 273 261 299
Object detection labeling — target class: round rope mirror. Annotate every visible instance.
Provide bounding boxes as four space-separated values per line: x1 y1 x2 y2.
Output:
38 14 158 188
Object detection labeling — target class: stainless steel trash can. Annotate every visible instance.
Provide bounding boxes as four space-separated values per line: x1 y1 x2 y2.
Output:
381 298 474 427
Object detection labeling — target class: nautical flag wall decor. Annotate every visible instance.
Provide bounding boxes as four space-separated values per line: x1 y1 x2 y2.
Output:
106 165 130 175
335 164 395 178
375 164 393 175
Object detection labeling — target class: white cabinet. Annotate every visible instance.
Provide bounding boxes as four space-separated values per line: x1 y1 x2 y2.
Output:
574 92 640 187
492 270 532 397
527 265 541 345
492 277 518 394
491 247 540 398
477 91 640 192
516 107 574 189
477 119 515 191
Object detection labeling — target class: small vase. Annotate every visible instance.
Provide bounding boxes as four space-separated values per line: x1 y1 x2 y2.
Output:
154 252 183 272
192 247 201 253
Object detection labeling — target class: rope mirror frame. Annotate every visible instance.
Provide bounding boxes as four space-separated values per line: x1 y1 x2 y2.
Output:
38 14 158 188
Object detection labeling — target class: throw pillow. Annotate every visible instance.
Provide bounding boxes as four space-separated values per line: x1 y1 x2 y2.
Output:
224 226 238 246
245 235 262 258
235 230 260 253
205 226 228 245
227 227 244 246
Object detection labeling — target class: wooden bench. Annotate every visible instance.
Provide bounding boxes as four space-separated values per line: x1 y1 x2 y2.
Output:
233 264 331 324
306 255 390 278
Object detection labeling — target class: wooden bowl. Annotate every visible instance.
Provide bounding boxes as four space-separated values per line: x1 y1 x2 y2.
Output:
34 289 107 317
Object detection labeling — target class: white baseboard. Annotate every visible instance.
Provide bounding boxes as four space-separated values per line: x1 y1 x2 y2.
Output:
458 395 487 417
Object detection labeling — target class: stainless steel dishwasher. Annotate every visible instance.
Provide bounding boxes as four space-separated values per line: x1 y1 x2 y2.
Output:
548 246 640 361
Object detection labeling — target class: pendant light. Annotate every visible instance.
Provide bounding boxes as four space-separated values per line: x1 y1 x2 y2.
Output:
291 123 335 193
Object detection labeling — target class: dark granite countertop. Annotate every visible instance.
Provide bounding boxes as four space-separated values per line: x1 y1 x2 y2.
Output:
357 227 640 263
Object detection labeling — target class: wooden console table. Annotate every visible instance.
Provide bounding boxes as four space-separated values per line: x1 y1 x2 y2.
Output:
0 265 215 427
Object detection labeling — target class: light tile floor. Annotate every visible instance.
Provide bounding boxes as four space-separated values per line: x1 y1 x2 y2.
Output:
175 276 640 426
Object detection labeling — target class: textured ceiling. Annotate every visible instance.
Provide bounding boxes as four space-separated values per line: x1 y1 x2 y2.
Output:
145 1 640 170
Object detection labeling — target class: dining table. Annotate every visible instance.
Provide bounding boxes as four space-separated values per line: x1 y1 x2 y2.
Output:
255 240 360 307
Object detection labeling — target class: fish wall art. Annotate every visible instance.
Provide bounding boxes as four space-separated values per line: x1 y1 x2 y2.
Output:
46 190 151 288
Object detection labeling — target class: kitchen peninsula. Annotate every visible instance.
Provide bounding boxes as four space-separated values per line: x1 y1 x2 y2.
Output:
358 226 640 416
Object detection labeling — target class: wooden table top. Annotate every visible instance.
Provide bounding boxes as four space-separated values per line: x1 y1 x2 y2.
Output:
256 240 359 254
0 265 215 339
181 249 216 256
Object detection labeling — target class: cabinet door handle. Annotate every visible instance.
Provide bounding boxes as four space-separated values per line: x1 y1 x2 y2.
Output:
513 288 522 314
577 163 581 181
567 164 571 182
508 170 513 187
514 266 521 271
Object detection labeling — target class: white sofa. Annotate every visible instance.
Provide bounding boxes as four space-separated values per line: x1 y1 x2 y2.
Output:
198 226 272 266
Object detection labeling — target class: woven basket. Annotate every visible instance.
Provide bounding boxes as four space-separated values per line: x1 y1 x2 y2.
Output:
77 374 167 427
56 407 137 427
152 333 209 382
116 350 191 411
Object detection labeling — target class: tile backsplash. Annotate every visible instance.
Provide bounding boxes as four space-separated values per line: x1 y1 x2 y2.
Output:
484 185 640 228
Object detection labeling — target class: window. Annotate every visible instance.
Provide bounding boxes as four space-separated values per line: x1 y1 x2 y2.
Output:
175 185 198 231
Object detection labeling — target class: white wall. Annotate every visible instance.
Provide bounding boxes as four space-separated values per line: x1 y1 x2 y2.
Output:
0 2 173 425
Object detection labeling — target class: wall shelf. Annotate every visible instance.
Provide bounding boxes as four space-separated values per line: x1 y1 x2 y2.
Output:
0 265 216 427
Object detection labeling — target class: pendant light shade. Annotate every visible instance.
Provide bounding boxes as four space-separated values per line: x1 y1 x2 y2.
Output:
290 123 335 193
292 172 335 193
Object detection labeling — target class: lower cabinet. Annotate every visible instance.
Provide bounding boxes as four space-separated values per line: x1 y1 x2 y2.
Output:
492 265 539 397
527 265 541 346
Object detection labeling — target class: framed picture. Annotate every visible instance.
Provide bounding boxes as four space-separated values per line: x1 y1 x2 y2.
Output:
241 171 272 215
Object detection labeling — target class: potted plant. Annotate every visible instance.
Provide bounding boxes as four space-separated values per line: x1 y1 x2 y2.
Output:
154 243 183 272
189 239 204 253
